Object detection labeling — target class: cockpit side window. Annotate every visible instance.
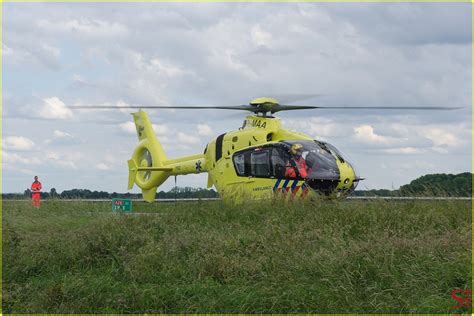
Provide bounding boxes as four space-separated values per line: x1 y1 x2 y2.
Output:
233 152 246 176
250 150 270 177
271 148 288 178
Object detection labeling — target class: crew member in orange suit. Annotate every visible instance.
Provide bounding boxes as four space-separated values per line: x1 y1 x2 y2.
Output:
285 144 308 178
31 176 42 208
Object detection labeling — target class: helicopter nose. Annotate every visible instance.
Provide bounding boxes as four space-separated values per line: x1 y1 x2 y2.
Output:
336 161 357 196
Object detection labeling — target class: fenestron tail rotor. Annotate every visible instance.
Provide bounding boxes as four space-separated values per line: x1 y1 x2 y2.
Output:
139 148 153 181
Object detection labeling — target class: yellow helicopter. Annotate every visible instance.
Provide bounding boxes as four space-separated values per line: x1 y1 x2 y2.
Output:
73 97 457 202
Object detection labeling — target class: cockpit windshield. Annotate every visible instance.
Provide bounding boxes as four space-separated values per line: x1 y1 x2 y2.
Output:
283 140 341 180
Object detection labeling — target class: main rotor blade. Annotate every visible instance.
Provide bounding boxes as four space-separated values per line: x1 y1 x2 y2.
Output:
274 105 461 112
69 105 252 111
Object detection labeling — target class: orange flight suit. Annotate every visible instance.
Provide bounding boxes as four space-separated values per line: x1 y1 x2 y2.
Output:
31 181 42 208
285 157 308 178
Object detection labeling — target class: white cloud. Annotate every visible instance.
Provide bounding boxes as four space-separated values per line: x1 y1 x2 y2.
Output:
149 58 186 78
72 74 87 85
129 52 188 79
4 136 35 151
420 127 461 148
353 125 399 146
53 130 72 139
3 42 61 69
46 151 77 169
116 100 133 115
284 117 351 142
431 147 449 154
118 121 136 134
209 48 258 80
153 124 170 136
118 121 169 136
45 130 80 145
177 132 200 145
251 24 272 47
96 163 111 170
40 43 60 58
382 147 426 154
37 18 128 39
46 151 60 160
197 123 213 136
3 151 42 165
39 97 73 119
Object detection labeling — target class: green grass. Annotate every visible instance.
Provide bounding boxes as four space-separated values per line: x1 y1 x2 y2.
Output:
2 199 472 313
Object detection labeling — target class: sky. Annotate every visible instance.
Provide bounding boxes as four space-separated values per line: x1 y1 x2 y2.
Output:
3 3 472 194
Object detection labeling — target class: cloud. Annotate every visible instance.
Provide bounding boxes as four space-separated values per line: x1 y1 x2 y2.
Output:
118 120 200 150
326 4 471 45
177 132 200 145
96 162 111 171
118 121 136 134
153 124 170 136
147 57 186 78
46 151 78 169
37 18 128 39
420 127 461 148
118 121 169 136
72 74 89 86
209 48 258 80
45 130 81 145
54 130 72 138
39 97 73 119
353 125 400 146
4 136 35 151
3 151 42 165
197 123 213 136
251 24 272 48
285 117 350 140
381 147 426 154
3 41 62 70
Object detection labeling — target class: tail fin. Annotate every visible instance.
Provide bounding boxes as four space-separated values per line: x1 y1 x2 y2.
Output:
128 111 171 202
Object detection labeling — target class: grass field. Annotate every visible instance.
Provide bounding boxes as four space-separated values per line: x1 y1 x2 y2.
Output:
2 199 472 313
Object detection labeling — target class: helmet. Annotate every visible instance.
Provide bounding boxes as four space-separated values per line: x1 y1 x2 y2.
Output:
291 143 303 155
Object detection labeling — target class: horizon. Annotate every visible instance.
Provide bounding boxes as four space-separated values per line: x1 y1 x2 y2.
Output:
5 171 472 195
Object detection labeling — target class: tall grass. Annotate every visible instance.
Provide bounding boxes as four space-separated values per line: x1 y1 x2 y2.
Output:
2 199 471 313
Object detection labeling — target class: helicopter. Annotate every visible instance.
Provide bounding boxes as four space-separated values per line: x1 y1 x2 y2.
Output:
72 97 458 202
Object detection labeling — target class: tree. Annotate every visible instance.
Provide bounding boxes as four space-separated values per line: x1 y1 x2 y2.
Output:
50 188 58 199
399 172 472 197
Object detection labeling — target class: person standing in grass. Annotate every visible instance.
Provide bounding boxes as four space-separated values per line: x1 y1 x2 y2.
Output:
31 176 42 208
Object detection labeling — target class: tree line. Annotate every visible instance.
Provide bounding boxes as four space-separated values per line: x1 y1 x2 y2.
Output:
352 172 472 197
3 186 218 200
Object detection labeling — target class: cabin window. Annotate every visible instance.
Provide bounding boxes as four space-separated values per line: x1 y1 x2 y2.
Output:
233 153 245 176
271 148 288 178
250 150 270 177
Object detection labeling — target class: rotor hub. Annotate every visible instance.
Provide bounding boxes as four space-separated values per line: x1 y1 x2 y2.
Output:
249 97 279 114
